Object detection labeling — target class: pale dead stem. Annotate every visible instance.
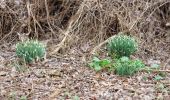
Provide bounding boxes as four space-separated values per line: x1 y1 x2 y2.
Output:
26 1 44 36
0 24 17 42
26 1 31 34
44 0 55 35
49 1 90 98
90 0 170 55
49 1 85 55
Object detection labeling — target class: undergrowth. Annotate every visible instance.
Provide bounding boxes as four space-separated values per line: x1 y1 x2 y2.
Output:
89 34 168 77
16 40 46 63
107 35 137 58
89 56 145 76
113 57 145 76
89 57 111 71
89 34 145 76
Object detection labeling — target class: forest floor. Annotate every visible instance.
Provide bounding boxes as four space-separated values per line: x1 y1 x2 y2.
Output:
0 43 170 100
0 0 170 100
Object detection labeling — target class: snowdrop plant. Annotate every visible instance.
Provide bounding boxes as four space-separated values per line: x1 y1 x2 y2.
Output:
107 34 138 58
16 40 46 63
114 56 145 76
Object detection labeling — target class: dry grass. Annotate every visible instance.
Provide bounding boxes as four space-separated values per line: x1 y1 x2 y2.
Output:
0 0 170 61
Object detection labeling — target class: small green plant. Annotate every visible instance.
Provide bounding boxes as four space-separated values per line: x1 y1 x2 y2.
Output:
9 91 17 100
20 95 27 100
12 61 27 72
114 57 145 76
72 95 80 100
62 91 79 100
16 40 46 63
88 34 146 76
142 76 148 81
107 34 138 58
154 75 164 81
153 72 166 81
151 63 160 69
89 57 111 71
148 63 166 81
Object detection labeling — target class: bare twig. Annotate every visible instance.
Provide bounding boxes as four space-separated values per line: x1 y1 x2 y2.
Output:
49 1 85 55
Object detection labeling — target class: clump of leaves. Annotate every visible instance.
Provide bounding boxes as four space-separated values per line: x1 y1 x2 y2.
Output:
89 57 111 71
72 95 80 100
151 63 160 70
16 40 46 63
149 63 166 81
154 75 164 81
107 34 138 58
20 95 27 100
114 57 145 76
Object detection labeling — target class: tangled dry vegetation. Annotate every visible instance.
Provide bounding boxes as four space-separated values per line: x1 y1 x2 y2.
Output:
0 0 170 60
0 0 170 99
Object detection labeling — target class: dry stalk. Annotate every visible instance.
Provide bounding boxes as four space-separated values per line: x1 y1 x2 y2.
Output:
0 24 17 42
28 1 45 36
44 0 55 35
49 1 85 55
0 0 169 62
90 0 170 57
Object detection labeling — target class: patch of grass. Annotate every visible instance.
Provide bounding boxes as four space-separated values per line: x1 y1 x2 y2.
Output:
16 40 46 63
107 34 137 58
113 57 145 76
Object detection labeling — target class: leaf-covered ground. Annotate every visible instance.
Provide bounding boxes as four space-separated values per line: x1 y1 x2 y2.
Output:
0 45 170 100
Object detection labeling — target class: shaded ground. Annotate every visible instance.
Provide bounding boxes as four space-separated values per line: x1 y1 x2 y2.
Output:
0 45 170 100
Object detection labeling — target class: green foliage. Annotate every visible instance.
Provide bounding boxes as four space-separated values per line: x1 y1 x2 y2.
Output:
154 72 166 81
72 95 80 100
114 57 145 76
62 91 79 100
151 63 160 69
107 35 138 58
142 76 148 81
20 96 27 100
16 40 46 63
154 75 163 81
88 56 145 76
88 34 145 76
147 63 166 81
89 57 111 71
